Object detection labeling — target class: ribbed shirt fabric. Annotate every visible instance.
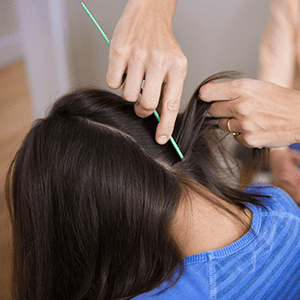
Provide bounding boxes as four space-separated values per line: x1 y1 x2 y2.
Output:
133 185 300 299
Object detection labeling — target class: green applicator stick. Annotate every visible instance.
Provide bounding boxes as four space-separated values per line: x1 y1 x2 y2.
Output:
81 3 110 46
81 2 184 160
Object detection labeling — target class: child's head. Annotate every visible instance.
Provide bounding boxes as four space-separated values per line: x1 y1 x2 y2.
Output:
6 72 268 299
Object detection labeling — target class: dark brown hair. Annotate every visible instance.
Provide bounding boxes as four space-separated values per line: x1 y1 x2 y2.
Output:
6 72 269 299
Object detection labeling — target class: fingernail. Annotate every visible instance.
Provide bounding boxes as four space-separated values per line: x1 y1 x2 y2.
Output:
157 135 168 144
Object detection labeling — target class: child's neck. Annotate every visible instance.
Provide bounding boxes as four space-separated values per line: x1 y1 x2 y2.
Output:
171 188 252 258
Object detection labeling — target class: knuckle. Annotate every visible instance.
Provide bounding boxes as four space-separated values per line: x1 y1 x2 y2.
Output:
243 134 258 148
150 49 165 65
133 48 148 62
164 100 180 112
233 101 248 117
110 46 128 61
239 119 252 132
174 55 188 73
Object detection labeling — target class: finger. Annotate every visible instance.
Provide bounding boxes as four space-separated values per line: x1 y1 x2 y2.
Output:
134 68 164 118
219 117 242 133
234 132 268 149
199 80 242 102
155 71 184 144
155 82 166 116
121 60 145 102
218 118 254 148
233 134 252 148
209 99 238 119
106 49 128 89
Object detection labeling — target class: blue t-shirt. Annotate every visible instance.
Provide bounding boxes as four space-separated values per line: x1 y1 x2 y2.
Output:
133 185 300 299
289 143 300 152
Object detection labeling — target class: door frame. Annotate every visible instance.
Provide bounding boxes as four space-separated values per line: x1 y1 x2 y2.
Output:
14 0 71 118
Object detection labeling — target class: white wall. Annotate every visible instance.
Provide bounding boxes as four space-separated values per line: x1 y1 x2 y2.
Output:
2 0 272 116
13 0 71 118
1 0 72 118
0 0 22 68
67 0 272 108
66 0 127 89
175 0 271 103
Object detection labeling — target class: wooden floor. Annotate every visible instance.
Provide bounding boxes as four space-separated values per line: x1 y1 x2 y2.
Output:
0 61 33 300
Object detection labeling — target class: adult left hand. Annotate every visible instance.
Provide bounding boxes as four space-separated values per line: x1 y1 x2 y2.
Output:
199 78 300 148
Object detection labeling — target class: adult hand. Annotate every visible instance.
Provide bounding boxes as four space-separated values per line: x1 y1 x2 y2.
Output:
270 148 300 205
106 0 187 145
199 79 300 148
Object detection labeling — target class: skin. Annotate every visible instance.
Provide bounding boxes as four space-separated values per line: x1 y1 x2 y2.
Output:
107 0 187 144
171 187 252 257
199 78 300 148
107 0 300 204
270 148 300 206
257 0 300 204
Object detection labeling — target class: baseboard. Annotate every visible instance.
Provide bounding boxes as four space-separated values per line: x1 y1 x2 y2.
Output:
0 32 23 69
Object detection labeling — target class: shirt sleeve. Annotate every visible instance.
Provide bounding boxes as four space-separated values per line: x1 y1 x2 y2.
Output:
272 185 300 217
247 184 300 217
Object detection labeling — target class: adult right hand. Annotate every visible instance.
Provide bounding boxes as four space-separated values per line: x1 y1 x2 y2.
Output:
199 78 300 148
106 0 187 145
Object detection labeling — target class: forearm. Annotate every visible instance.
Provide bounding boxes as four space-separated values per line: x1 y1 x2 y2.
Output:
126 0 177 22
258 0 297 88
